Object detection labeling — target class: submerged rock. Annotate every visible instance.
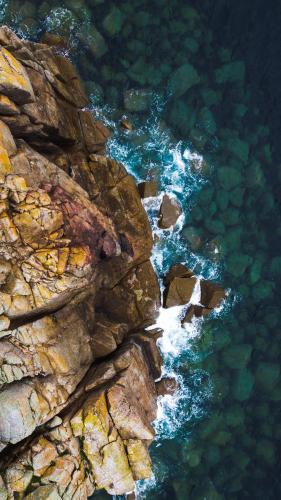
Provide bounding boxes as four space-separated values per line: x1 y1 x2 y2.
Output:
158 194 182 229
215 60 245 84
0 27 164 498
102 6 124 36
124 88 151 112
168 62 200 98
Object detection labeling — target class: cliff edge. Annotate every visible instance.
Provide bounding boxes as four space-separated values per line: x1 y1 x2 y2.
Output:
0 26 163 499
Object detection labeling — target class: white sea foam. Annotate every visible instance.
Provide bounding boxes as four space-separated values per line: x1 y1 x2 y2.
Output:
91 96 229 498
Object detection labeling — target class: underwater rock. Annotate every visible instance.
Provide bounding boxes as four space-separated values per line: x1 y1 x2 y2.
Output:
215 60 245 84
182 225 203 251
41 32 68 50
222 344 252 370
168 62 200 98
158 194 182 229
227 136 249 164
232 369 255 401
227 253 252 278
124 88 151 112
255 362 280 391
217 166 242 191
0 27 164 498
102 6 124 36
79 24 108 58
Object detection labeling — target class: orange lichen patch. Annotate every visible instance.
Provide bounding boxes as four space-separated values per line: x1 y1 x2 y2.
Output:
0 200 7 214
125 439 152 480
0 145 11 180
34 249 59 274
0 119 17 156
45 347 71 374
41 456 75 491
5 467 33 493
0 211 18 242
0 94 19 115
57 247 70 274
68 246 89 268
0 48 35 104
32 437 58 476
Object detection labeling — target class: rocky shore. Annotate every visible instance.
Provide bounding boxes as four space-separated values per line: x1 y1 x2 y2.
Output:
0 25 229 500
0 26 163 499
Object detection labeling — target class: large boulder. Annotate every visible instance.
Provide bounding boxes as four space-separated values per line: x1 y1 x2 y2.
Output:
163 264 196 308
158 194 182 229
163 265 226 321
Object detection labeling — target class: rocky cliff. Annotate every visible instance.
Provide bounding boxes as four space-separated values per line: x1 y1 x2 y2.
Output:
0 26 163 499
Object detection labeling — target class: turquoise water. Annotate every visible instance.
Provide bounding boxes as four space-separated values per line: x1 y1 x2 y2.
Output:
1 0 281 498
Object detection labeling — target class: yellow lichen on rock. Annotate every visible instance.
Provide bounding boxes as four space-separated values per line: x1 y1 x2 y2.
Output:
0 146 11 180
0 48 35 104
125 439 152 480
0 94 19 115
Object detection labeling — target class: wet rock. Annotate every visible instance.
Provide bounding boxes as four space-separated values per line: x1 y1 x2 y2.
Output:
138 180 158 198
156 377 178 396
182 304 210 323
158 194 182 229
25 485 61 499
200 280 226 309
163 266 196 308
120 116 133 131
164 263 194 286
182 279 225 323
41 32 68 50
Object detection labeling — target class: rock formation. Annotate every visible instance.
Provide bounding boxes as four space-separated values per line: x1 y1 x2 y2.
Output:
0 27 163 499
158 194 182 229
163 264 226 322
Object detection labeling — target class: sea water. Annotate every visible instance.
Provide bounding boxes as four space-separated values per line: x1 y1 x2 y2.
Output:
1 0 280 498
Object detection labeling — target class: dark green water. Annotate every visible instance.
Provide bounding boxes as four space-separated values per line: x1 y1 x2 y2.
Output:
1 1 281 498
